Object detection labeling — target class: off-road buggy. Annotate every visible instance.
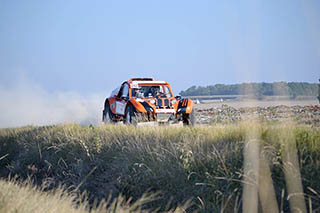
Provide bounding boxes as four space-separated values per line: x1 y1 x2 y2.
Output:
102 78 195 125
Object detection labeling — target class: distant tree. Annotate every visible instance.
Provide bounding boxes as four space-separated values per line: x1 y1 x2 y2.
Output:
180 82 318 97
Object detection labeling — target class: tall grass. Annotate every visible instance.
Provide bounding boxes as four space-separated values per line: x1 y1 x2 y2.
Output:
0 178 189 213
0 123 320 212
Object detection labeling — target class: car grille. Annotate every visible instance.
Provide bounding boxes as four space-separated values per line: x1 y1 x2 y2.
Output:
164 99 169 107
157 98 170 108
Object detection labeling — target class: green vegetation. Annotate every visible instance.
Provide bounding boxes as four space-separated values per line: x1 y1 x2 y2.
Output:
0 123 320 212
0 178 188 213
180 82 318 97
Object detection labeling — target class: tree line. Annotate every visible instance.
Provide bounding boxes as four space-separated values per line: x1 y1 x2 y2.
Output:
179 82 319 98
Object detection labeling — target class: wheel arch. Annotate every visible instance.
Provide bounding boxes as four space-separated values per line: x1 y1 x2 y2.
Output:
177 98 194 114
128 99 147 113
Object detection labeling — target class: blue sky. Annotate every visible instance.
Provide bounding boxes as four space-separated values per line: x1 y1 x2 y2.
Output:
1 0 320 95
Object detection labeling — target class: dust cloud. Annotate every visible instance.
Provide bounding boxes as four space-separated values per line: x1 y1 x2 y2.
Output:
0 77 107 128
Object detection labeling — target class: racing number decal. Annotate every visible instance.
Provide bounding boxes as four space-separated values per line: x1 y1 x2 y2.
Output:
116 101 126 115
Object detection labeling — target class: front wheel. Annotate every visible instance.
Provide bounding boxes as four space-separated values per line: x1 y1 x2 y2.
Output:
124 105 138 125
183 110 196 126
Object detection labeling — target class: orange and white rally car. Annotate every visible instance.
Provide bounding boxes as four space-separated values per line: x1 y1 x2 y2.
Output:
102 78 195 125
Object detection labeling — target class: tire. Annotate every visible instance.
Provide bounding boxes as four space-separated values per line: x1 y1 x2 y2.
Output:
183 110 196 126
102 103 113 124
124 105 138 125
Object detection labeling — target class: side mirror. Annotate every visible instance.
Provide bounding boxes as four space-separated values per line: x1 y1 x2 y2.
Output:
175 95 181 100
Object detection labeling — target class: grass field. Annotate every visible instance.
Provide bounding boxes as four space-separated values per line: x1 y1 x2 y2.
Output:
1 123 320 212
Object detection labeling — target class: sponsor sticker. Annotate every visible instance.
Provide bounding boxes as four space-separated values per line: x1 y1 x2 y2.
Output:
116 101 126 115
131 83 139 89
155 109 175 113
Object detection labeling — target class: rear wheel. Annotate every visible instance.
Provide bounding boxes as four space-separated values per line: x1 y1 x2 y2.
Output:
103 104 113 124
183 110 195 126
124 105 138 125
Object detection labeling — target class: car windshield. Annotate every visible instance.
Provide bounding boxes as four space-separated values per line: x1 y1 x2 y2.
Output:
131 85 172 98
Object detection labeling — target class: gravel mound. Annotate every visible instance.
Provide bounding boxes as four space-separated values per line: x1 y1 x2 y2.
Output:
196 104 320 125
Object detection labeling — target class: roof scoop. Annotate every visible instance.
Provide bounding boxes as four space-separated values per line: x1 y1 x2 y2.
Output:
130 78 154 81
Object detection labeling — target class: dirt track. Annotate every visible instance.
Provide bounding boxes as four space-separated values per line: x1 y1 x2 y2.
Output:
194 99 320 125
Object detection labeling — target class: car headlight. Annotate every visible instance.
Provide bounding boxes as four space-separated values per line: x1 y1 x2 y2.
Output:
150 99 156 104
